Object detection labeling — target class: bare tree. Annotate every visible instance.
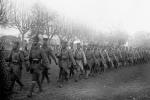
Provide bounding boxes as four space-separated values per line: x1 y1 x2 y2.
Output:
0 0 10 26
30 3 57 40
7 2 32 48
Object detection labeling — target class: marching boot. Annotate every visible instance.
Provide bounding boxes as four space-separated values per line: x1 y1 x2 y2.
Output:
85 70 90 79
74 71 80 82
57 79 63 88
27 82 36 97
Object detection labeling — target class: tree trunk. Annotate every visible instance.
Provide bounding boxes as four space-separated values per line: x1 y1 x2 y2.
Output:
21 33 24 50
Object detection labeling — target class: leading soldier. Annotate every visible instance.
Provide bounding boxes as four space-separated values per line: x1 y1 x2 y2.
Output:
27 35 49 97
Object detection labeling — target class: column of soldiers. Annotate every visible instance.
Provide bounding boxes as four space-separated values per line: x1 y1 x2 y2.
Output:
2 34 150 98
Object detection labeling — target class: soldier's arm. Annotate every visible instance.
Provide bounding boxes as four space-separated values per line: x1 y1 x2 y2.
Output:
81 49 87 65
68 49 76 66
48 48 58 65
93 52 98 64
105 51 111 61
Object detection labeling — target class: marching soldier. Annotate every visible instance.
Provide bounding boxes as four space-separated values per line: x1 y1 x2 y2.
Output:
99 49 108 72
112 49 119 69
121 47 127 67
104 49 114 69
41 37 58 84
7 41 24 92
93 47 101 74
74 42 87 82
117 48 123 67
85 45 95 79
57 40 76 88
27 35 49 97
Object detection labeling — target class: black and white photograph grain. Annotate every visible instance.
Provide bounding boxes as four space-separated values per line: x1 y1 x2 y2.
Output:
1 0 150 100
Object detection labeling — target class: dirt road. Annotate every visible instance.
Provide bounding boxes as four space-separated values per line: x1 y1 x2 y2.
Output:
13 63 150 100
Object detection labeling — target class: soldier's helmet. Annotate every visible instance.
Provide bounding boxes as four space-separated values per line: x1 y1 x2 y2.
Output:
43 34 48 42
61 40 68 46
31 34 41 48
32 34 40 43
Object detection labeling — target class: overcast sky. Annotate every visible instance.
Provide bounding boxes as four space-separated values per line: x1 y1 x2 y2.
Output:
40 0 150 34
1 0 150 36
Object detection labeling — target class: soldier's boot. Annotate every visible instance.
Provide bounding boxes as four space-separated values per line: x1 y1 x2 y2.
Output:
27 82 36 97
85 70 90 79
74 70 80 82
45 70 50 83
57 79 64 88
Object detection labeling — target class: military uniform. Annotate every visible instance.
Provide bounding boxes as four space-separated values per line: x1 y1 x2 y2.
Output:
27 35 49 97
74 43 87 81
93 48 101 74
41 38 57 84
99 50 107 72
112 50 119 69
85 46 95 78
7 41 24 91
104 50 114 69
57 41 76 87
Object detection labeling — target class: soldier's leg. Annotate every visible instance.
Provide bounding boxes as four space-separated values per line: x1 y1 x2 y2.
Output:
27 73 36 97
101 61 104 72
80 63 85 75
45 69 50 83
13 69 24 91
95 63 99 74
41 70 45 84
57 68 66 88
58 67 63 82
74 67 81 82
65 68 70 81
19 66 23 80
90 63 95 76
85 64 91 79
107 61 111 69
69 64 74 78
114 60 118 69
36 72 43 92
15 75 24 91
10 73 16 93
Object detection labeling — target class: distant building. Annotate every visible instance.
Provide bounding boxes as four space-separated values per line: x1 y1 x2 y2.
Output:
0 35 20 50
